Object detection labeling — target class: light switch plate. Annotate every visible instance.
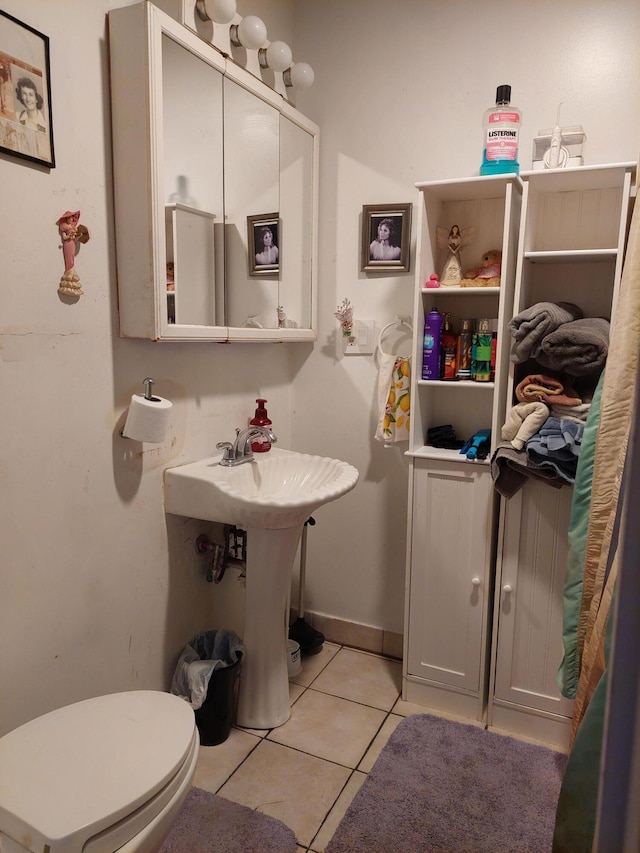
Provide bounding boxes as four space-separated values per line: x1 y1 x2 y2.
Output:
343 319 375 355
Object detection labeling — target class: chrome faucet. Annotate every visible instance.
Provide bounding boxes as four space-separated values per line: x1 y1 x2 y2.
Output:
216 426 278 467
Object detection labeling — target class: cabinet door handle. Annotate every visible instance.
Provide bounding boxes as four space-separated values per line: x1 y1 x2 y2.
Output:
471 577 481 587
503 584 513 593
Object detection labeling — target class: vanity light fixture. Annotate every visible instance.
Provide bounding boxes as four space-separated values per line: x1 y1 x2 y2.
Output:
258 40 293 73
283 62 315 90
230 15 267 50
195 0 237 24
195 6 315 90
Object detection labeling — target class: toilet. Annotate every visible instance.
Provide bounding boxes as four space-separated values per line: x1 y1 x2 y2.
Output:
0 691 199 853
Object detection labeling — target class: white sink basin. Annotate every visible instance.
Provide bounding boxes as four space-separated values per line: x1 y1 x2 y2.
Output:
164 448 359 530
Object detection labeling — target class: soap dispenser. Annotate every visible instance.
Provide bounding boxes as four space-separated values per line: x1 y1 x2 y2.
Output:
250 399 272 452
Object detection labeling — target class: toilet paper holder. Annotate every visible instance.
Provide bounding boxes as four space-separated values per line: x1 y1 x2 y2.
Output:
120 378 171 441
141 377 159 402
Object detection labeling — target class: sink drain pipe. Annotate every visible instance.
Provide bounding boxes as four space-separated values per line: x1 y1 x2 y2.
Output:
288 516 325 655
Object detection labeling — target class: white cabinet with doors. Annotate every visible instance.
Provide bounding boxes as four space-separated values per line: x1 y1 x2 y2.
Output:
404 164 635 742
488 162 636 749
403 175 522 722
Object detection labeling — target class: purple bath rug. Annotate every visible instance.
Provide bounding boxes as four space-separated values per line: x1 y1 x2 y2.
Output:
159 786 298 853
327 713 567 853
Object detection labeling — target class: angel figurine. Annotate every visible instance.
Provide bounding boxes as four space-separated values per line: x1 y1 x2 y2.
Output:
56 210 90 297
435 224 474 286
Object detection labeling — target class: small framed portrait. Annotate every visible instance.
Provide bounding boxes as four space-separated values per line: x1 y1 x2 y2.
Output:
361 203 412 273
0 11 55 168
247 213 280 276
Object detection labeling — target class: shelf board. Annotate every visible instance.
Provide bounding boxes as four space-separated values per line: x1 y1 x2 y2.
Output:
524 249 618 263
407 446 491 465
417 380 495 389
421 286 501 296
415 174 522 201
520 162 636 194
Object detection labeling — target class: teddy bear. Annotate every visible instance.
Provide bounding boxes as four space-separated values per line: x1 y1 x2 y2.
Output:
460 249 502 287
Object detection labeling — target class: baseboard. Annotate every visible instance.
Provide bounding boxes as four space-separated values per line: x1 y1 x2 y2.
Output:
289 609 403 660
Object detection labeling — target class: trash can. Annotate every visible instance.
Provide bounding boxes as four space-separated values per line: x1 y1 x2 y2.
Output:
170 629 245 746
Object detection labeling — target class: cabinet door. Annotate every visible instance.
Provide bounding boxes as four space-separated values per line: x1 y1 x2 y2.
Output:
493 480 574 716
407 460 494 693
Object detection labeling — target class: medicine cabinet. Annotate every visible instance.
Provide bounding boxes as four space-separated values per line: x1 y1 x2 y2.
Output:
109 1 318 342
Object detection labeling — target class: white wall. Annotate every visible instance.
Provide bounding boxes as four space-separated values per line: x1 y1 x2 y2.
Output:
0 0 299 736
290 0 640 632
0 0 638 735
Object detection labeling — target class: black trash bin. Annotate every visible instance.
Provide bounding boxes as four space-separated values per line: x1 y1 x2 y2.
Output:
176 629 244 746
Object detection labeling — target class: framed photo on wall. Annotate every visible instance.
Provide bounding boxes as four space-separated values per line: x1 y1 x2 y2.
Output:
0 10 55 168
361 203 411 272
247 213 280 276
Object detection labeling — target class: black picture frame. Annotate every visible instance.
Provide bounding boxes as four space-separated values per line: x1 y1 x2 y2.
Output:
361 203 411 273
247 212 280 276
0 10 55 168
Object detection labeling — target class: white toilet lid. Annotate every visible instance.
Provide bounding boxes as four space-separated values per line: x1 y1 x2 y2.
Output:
0 691 196 853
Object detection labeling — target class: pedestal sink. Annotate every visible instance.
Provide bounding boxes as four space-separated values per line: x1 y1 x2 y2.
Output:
164 448 359 728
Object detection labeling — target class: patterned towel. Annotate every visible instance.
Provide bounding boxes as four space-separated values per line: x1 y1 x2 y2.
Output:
508 301 584 363
375 355 411 445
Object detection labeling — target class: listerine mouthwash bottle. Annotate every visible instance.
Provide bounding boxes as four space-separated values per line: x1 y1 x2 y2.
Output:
480 85 521 176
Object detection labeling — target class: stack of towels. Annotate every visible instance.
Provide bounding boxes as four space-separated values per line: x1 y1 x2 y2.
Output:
508 301 610 376
491 301 608 498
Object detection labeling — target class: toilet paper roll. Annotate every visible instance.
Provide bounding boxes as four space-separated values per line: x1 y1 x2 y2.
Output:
122 393 172 443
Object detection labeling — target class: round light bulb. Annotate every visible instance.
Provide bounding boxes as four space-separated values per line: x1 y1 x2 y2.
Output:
284 62 315 90
196 0 236 23
264 41 293 73
235 15 267 50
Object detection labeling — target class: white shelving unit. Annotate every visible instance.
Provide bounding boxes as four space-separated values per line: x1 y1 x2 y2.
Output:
403 163 636 742
403 174 522 722
488 162 636 749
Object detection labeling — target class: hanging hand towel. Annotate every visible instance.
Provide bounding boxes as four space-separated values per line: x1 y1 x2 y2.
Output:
375 355 411 445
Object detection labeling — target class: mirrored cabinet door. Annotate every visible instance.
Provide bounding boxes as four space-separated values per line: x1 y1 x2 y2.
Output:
223 75 280 330
109 1 318 343
162 32 224 329
278 111 316 334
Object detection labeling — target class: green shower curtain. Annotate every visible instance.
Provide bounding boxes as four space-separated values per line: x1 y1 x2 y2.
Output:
552 190 640 852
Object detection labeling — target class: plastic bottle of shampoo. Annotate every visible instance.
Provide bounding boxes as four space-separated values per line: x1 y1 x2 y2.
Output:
480 84 521 176
422 308 442 380
250 398 272 452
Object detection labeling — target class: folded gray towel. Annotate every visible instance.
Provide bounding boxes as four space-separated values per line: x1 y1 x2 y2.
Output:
490 441 566 499
536 317 610 376
508 301 584 363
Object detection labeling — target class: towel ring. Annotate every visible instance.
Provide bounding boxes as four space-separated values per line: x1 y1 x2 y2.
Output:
378 316 413 358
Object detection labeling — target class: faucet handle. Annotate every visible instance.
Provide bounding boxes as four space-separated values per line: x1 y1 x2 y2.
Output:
216 441 235 462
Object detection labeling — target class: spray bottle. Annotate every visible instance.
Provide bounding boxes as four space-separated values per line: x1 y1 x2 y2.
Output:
249 398 272 452
480 85 521 176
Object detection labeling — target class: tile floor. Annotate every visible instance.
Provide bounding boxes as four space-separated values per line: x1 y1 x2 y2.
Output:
192 642 427 852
